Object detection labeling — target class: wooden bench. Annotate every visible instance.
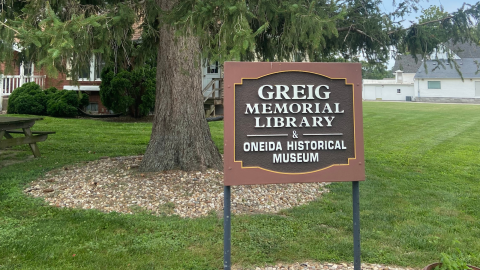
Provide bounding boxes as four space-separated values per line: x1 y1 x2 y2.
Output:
0 117 55 158
4 130 56 136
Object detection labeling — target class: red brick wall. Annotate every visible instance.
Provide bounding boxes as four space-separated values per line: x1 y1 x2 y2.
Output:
44 73 66 89
86 91 109 114
0 60 20 75
0 52 20 74
45 75 101 89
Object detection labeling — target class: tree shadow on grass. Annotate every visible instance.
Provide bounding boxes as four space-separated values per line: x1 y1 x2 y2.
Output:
0 148 34 169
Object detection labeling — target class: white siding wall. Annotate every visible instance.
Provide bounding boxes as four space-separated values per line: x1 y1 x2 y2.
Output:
363 85 377 100
403 73 416 83
363 84 414 100
416 79 480 98
381 85 414 100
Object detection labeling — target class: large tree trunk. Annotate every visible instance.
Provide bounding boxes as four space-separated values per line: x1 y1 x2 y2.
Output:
140 0 223 172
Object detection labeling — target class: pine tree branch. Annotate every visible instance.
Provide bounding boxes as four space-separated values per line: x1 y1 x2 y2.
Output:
337 25 380 43
337 14 454 39
0 21 20 35
387 15 454 35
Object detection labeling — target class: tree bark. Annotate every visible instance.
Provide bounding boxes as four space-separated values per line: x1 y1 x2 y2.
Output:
140 0 223 172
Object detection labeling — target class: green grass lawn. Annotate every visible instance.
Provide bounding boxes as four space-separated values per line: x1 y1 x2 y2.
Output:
1 102 479 269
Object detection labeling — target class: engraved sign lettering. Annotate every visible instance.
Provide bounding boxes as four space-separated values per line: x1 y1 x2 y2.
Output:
224 62 365 185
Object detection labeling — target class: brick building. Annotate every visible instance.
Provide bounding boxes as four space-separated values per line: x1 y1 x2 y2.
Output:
1 49 108 113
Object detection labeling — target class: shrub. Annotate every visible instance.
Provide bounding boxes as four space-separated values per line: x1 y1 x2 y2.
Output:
7 82 88 117
100 65 156 118
44 87 58 96
47 90 89 117
7 82 53 115
79 92 89 108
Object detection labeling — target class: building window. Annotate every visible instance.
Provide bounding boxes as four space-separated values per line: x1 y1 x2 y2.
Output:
79 63 91 80
95 55 105 80
85 103 98 112
207 61 219 74
23 62 33 76
79 55 105 81
428 81 441 89
397 89 401 94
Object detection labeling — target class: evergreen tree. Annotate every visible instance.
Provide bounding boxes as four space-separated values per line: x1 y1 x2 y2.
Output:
361 61 394 79
100 66 157 118
1 0 479 171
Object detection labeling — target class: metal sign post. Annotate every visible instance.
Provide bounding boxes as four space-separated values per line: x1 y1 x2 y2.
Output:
223 186 231 270
353 181 361 270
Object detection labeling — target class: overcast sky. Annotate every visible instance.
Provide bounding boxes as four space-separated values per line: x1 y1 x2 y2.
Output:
383 0 479 25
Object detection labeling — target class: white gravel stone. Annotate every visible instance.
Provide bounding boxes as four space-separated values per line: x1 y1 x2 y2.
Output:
25 156 329 218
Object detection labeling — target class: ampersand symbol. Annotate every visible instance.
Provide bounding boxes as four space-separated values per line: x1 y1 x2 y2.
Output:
292 130 298 139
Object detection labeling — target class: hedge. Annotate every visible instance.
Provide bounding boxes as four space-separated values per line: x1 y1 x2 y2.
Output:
7 82 89 117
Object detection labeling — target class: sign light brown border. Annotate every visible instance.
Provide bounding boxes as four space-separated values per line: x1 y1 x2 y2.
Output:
223 62 365 185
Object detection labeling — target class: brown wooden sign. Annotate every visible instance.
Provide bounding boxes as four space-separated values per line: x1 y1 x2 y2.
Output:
223 62 364 185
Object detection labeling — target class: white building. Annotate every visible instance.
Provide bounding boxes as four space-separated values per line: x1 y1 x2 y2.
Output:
363 70 415 101
414 59 480 103
363 54 422 101
363 44 480 103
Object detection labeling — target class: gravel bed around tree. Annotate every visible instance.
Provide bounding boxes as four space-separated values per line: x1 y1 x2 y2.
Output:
25 156 329 218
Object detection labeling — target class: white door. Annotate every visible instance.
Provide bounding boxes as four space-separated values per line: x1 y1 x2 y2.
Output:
375 86 382 100
364 86 376 100
202 61 221 99
475 81 480 97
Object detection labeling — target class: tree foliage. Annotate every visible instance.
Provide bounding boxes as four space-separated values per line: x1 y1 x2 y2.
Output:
100 65 156 118
412 6 452 59
0 0 160 78
167 0 479 64
1 0 479 75
361 61 394 79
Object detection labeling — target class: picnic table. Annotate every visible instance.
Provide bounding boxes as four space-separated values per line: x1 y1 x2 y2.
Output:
0 116 55 158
